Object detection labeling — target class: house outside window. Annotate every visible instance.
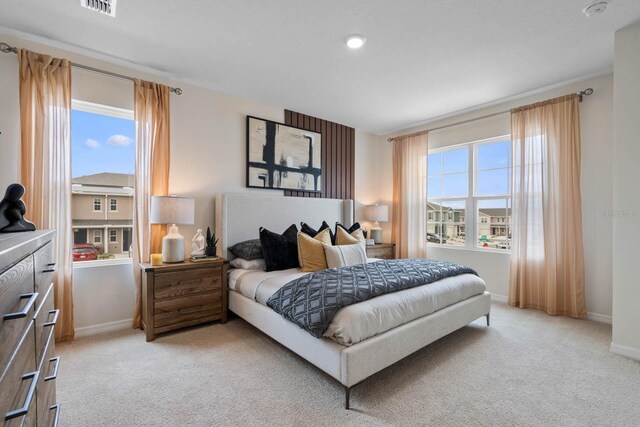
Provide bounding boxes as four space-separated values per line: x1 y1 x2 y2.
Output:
110 229 118 243
427 136 512 251
110 198 118 212
93 230 102 244
93 198 102 212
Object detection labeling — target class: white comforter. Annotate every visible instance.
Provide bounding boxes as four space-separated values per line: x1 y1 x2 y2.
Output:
229 264 486 346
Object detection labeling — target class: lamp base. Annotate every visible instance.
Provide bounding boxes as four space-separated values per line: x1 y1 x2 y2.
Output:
370 228 383 244
162 225 185 263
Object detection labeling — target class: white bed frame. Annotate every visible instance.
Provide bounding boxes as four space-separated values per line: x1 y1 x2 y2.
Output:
215 192 491 409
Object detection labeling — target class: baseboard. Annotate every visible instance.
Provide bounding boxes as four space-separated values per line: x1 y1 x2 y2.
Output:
490 294 508 303
610 343 640 361
74 318 132 338
587 312 612 324
490 294 612 324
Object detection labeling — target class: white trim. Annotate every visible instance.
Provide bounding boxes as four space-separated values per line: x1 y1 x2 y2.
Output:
73 258 132 268
74 318 132 338
610 343 640 361
587 312 612 324
72 99 134 120
491 294 508 303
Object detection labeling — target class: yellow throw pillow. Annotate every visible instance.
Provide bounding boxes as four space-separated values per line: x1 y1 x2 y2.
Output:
335 226 367 246
297 229 332 272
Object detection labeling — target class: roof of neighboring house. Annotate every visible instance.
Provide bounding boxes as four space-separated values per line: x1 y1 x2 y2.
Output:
72 173 134 188
479 208 512 217
72 220 133 227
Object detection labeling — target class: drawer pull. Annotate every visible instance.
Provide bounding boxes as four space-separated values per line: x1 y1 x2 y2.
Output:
50 403 61 427
5 371 39 421
3 292 39 320
44 309 60 327
45 356 61 381
43 262 58 273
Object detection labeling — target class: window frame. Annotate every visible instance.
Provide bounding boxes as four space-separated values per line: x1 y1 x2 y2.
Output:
93 197 102 212
93 229 102 244
427 135 511 253
110 198 118 212
71 99 135 267
109 229 118 243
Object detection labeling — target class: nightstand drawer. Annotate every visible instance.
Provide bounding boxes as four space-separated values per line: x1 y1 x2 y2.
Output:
366 245 395 259
154 304 222 329
154 291 221 314
154 268 222 300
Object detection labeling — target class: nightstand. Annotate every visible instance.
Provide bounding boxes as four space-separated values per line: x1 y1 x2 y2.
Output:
140 259 229 341
366 243 395 259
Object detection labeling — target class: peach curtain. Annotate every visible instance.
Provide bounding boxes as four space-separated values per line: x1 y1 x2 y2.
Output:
509 94 586 318
132 79 170 328
392 132 428 259
18 49 75 341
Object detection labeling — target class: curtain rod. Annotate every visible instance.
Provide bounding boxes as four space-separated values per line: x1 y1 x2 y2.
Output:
387 88 593 142
0 42 183 95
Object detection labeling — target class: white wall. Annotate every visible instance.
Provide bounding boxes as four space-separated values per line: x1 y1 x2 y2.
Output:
611 22 640 360
384 73 614 318
0 32 389 334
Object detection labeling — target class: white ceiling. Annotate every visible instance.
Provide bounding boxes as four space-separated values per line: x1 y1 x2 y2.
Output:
1 0 639 134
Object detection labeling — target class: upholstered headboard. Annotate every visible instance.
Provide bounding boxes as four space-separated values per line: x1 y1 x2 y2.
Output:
215 192 354 259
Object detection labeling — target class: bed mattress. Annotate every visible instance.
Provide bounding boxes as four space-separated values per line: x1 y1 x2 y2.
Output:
229 265 486 346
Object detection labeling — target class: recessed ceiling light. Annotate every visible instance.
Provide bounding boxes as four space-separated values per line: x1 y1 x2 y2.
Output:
583 1 610 17
345 34 366 49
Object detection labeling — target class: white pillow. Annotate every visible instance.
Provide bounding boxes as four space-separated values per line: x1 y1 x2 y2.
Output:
323 244 367 268
230 258 266 270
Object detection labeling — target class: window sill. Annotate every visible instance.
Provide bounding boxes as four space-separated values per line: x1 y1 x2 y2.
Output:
73 258 133 269
427 244 511 255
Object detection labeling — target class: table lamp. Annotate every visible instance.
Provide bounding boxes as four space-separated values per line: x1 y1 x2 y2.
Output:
364 204 389 244
150 195 195 263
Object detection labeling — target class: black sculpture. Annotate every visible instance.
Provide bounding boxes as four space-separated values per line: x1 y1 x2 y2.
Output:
0 183 36 233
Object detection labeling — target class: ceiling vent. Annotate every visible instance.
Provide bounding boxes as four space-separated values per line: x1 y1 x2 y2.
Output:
81 0 117 17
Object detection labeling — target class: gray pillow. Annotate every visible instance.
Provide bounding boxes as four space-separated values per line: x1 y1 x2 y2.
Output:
228 239 263 260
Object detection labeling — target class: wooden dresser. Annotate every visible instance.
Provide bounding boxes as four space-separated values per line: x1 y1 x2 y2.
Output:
140 259 229 342
366 243 396 260
0 230 60 427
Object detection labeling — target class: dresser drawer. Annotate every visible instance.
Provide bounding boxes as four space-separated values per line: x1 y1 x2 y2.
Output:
33 242 55 299
0 256 36 377
34 284 56 368
154 267 222 300
36 332 59 427
0 323 37 427
366 246 395 259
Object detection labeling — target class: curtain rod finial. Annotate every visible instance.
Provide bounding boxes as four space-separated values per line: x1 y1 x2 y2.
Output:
171 87 183 95
0 42 17 54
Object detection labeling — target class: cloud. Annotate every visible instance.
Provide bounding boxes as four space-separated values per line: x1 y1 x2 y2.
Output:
107 134 134 147
84 138 100 149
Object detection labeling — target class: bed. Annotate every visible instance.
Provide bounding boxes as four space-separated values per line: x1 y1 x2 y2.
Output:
215 192 491 409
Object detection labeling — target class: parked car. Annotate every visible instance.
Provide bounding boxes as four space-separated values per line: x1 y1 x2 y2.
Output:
73 244 99 262
427 233 446 244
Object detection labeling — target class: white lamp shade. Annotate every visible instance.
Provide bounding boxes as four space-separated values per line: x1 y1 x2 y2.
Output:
364 204 389 222
150 196 195 225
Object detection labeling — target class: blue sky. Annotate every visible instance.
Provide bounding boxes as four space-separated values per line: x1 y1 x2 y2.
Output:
428 141 511 204
71 110 135 178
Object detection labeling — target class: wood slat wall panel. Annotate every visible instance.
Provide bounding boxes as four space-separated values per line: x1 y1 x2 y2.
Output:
283 110 354 199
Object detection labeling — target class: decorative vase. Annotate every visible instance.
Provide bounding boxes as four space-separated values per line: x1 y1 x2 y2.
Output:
205 246 217 257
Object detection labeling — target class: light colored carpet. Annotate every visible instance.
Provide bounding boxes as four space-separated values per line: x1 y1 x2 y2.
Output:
57 302 639 426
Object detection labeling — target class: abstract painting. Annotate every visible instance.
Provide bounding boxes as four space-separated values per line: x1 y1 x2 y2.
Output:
246 116 322 192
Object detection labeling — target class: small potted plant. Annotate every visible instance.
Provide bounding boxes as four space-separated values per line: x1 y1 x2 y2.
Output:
205 227 218 257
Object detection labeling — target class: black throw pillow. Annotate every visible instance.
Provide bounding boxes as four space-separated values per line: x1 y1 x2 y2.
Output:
300 221 335 244
228 239 263 260
259 224 299 272
335 222 361 236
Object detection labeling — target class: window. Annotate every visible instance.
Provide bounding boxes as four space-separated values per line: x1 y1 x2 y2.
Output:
427 136 512 251
71 100 135 263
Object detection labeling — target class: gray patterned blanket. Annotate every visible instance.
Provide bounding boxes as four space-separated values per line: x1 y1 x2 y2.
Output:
266 259 478 338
